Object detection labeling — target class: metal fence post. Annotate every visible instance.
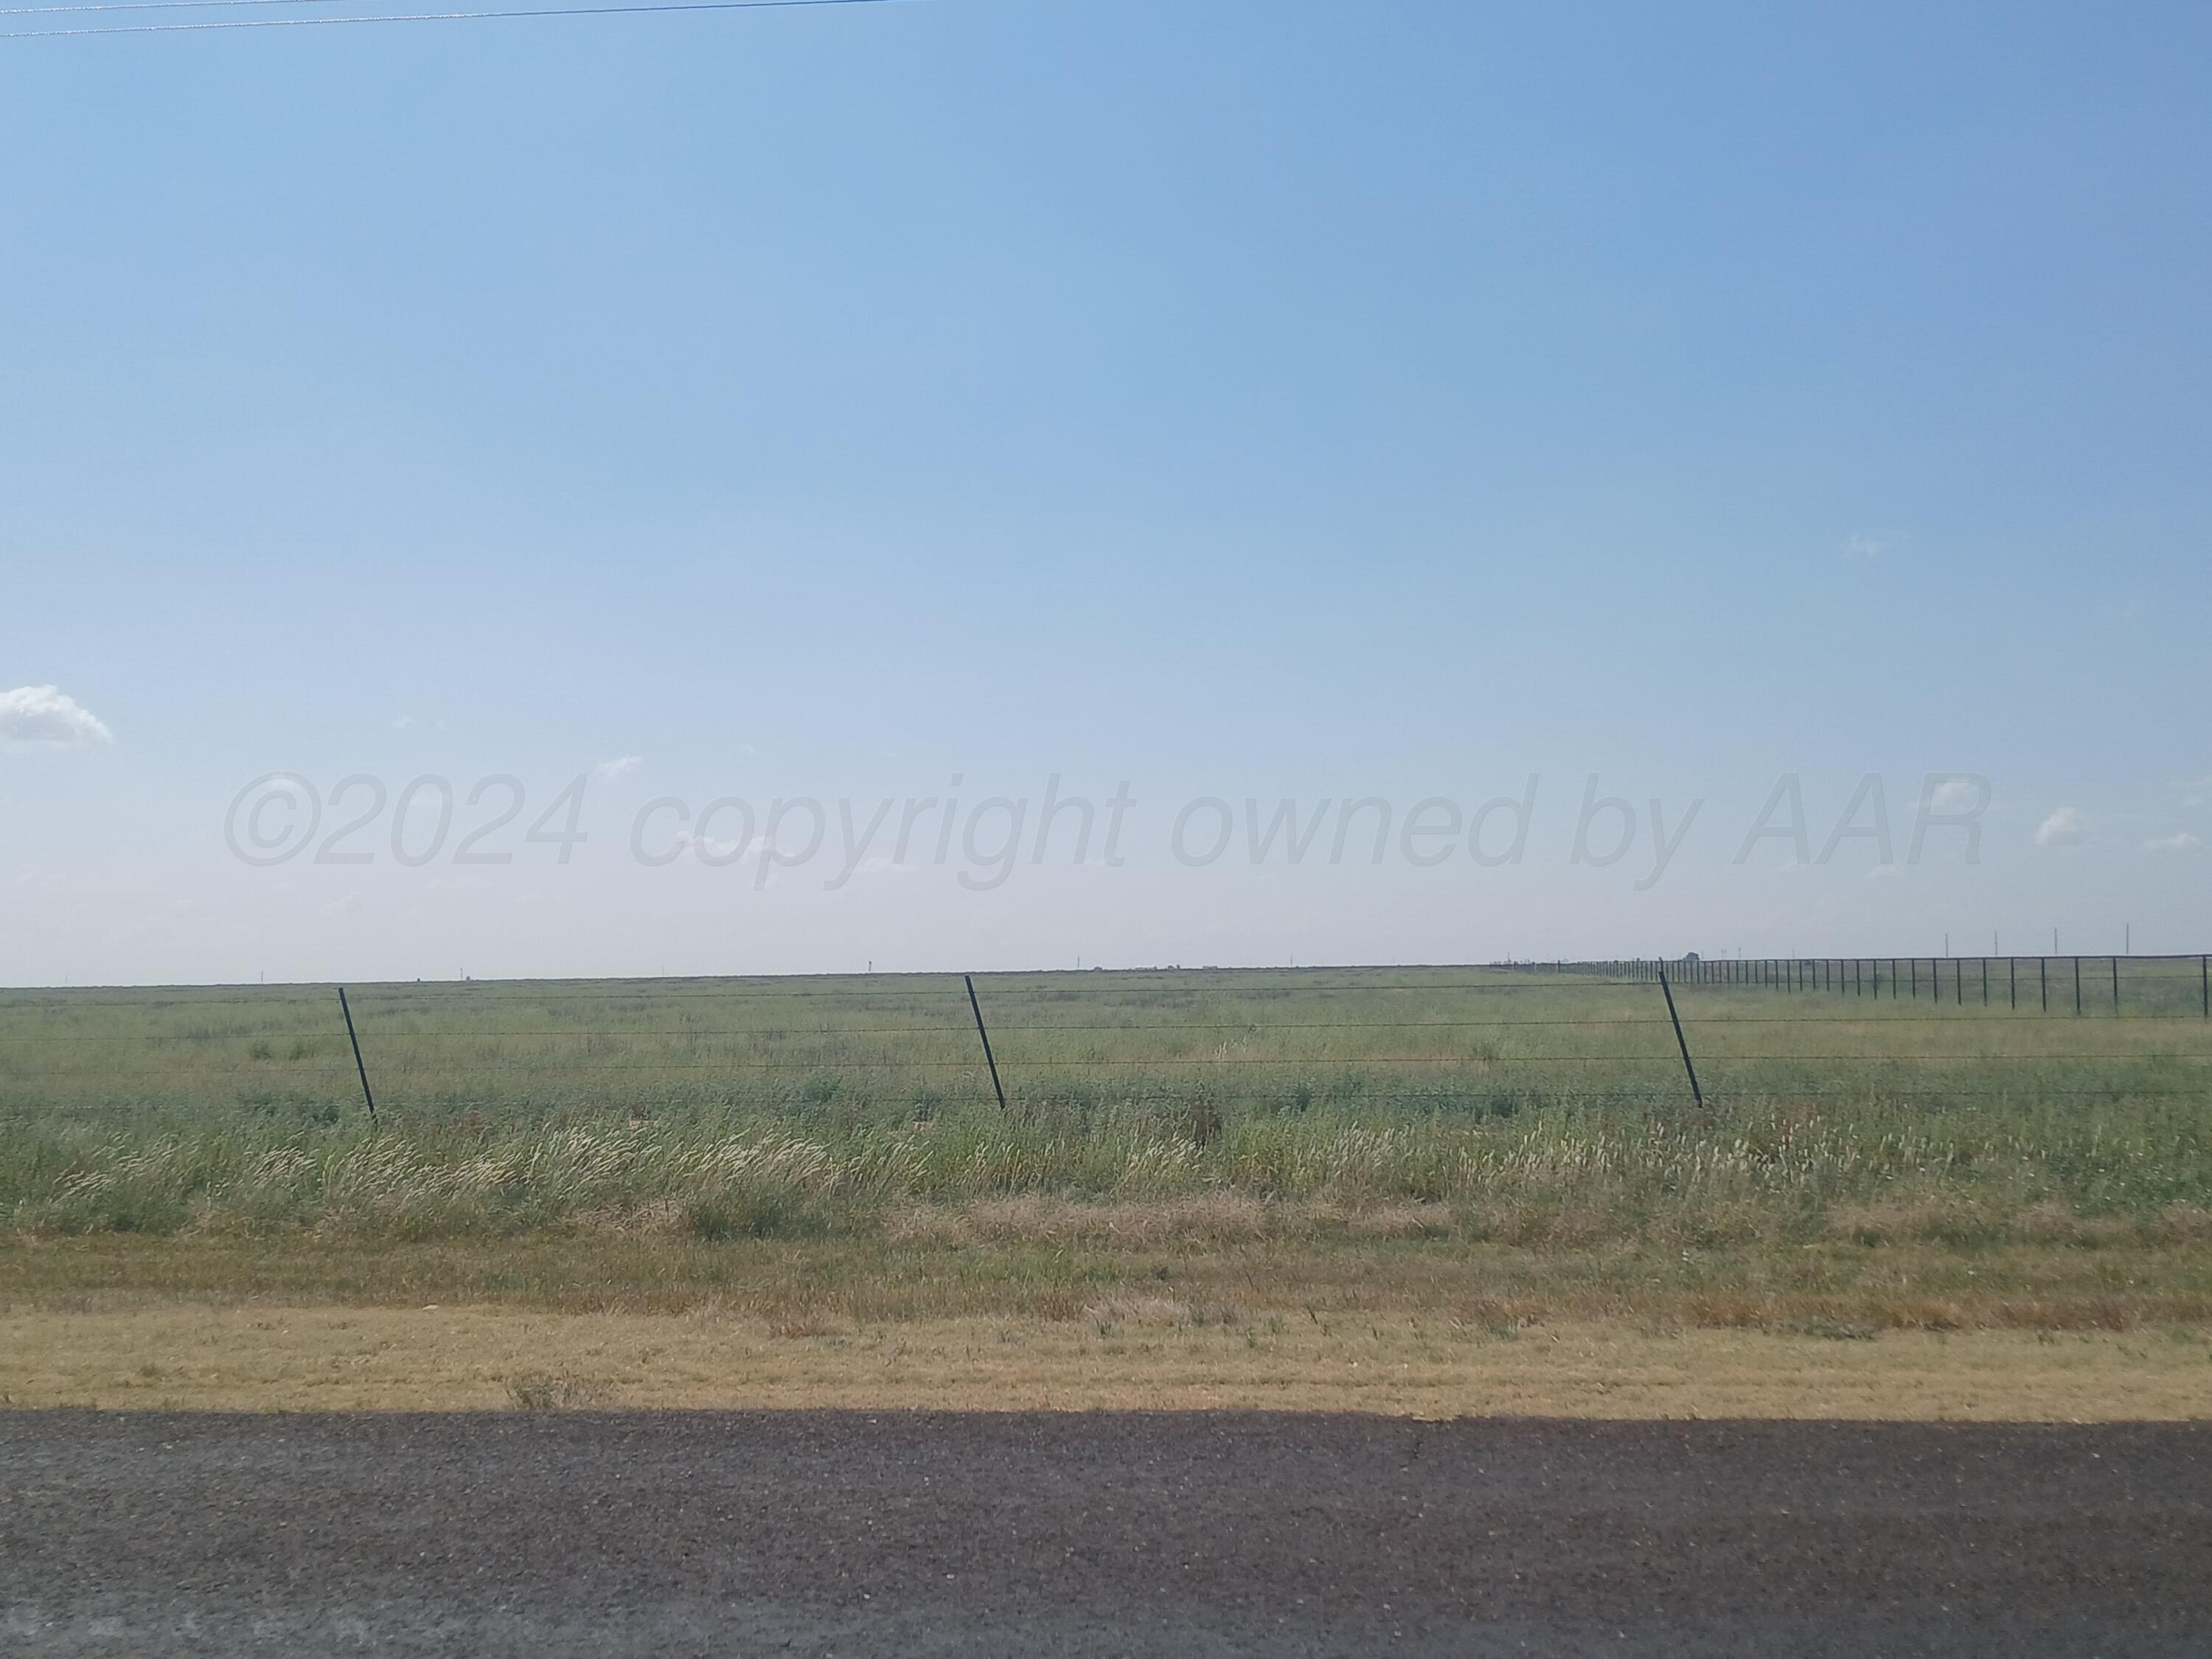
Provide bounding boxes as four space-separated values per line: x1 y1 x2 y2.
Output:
1657 965 1704 1110
964 974 1009 1111
337 986 376 1121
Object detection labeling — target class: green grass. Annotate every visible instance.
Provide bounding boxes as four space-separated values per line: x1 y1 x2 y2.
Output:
1 964 2207 1255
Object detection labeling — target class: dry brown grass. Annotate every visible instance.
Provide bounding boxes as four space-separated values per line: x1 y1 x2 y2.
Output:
883 1193 1274 1247
1082 1295 1245 1329
880 1196 1464 1248
4 1304 2207 1419
7 1225 2212 1332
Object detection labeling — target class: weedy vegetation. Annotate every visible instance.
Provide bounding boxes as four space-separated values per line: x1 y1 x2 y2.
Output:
2 965 2208 1335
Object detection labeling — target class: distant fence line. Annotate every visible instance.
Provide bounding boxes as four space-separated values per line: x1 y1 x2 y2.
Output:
1520 953 2212 1018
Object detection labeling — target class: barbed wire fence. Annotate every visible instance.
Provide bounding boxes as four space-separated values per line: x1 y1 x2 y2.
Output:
1 956 2208 1129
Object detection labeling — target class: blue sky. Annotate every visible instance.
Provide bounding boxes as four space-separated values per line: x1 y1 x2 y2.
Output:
3 0 2208 984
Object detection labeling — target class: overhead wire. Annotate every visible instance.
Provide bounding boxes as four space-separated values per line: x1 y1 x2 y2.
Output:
1 0 897 38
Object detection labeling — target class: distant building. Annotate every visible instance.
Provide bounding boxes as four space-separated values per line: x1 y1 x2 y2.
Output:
1683 951 1701 964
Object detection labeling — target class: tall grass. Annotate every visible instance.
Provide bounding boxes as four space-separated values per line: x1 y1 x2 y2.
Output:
6 1093 2209 1245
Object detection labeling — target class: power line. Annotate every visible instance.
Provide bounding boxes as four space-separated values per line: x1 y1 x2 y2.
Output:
3 0 352 15
2 0 899 38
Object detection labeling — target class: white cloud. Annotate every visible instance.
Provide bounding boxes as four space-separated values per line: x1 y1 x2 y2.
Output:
674 832 801 864
1929 776 1983 813
2034 807 2087 848
597 755 644 782
0 685 113 747
2145 832 2202 855
1843 529 1912 560
2177 776 2212 809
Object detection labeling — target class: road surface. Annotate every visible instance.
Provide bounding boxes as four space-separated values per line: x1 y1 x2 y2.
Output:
2 1411 2205 1655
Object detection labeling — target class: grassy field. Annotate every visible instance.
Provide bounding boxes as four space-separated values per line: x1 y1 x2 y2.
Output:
4 962 2208 1239
3 964 2210 1411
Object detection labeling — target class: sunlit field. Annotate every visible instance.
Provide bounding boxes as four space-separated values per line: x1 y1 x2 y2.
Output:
3 962 2208 1255
3 961 2209 1393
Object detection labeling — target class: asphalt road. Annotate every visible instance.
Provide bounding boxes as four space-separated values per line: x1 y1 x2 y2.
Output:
1 1411 2205 1656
